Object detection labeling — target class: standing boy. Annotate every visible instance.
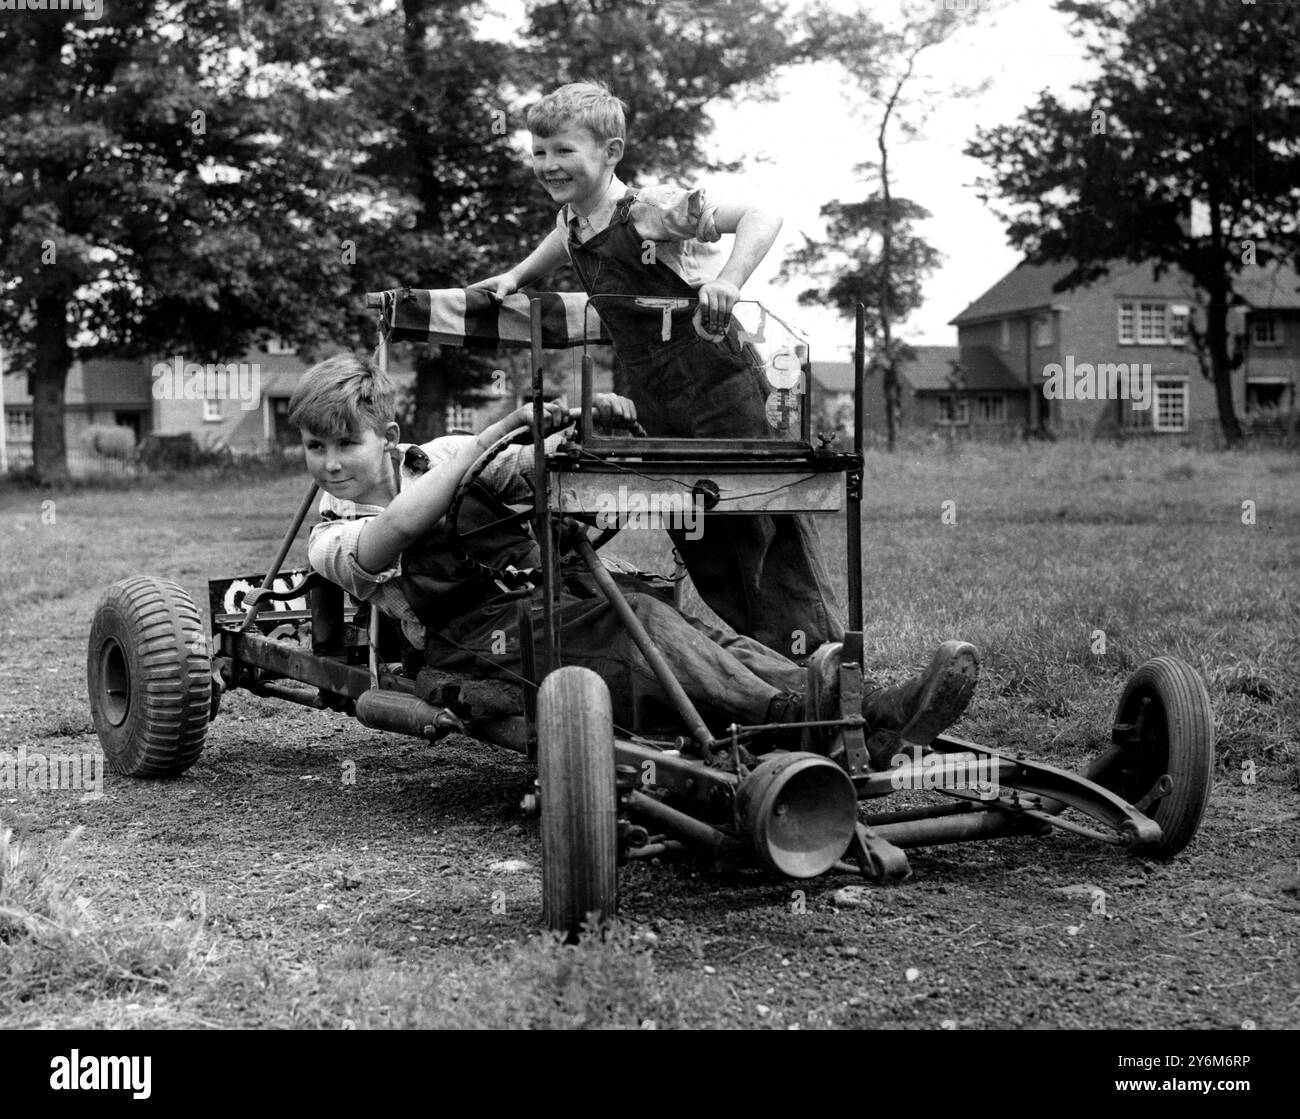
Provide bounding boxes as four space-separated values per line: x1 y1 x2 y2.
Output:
470 81 845 658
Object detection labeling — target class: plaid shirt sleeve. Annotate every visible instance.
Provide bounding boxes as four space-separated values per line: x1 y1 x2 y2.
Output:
306 517 426 646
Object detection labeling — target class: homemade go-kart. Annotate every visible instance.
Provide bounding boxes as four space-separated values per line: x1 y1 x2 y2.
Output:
87 290 1215 937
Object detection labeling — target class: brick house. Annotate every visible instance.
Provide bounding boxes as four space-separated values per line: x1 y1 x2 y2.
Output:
1 336 618 473
812 345 982 438
2 340 417 472
2 358 151 467
949 259 1300 438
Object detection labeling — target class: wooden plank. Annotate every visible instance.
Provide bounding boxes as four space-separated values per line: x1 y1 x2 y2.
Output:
578 435 812 456
549 470 843 515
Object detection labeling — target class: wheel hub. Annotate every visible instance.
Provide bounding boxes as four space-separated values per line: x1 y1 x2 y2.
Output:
98 637 130 726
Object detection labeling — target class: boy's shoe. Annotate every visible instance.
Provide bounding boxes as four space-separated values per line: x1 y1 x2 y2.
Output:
803 641 843 752
752 691 806 754
861 640 980 762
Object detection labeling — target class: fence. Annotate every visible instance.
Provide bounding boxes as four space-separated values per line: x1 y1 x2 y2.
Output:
2 445 137 478
1 444 304 480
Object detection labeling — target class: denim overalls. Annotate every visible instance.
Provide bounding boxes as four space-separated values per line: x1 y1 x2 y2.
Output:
567 191 845 654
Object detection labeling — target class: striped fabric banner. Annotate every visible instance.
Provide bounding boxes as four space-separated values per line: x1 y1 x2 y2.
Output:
383 288 610 349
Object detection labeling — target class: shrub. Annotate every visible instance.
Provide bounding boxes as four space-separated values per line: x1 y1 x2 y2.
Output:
79 424 136 461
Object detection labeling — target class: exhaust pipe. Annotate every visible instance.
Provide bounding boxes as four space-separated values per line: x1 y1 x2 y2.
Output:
355 689 463 740
735 752 858 878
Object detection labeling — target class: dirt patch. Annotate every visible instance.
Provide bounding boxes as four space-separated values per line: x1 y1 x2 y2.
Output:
2 451 1298 1031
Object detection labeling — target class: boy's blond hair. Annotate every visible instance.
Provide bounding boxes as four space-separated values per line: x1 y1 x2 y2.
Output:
528 80 626 142
288 352 397 438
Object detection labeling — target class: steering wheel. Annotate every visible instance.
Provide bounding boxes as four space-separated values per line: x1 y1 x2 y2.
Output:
445 409 645 590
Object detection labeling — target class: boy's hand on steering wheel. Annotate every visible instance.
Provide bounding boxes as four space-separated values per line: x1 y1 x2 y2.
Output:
697 278 740 334
589 393 637 431
504 399 571 441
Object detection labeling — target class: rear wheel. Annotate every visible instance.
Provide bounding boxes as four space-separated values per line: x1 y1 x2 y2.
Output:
538 666 617 938
87 577 211 777
1088 656 1214 857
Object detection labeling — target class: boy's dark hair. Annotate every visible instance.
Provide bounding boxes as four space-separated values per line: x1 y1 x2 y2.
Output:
288 352 397 438
528 80 626 142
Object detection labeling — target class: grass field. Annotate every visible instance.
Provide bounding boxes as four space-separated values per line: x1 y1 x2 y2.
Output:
1 438 1297 1029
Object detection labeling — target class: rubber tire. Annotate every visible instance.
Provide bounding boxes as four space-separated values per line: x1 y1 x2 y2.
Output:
87 577 211 777
1090 656 1214 858
538 666 617 939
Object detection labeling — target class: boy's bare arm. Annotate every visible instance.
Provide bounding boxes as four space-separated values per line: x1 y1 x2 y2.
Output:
469 228 570 301
355 400 570 573
699 201 783 327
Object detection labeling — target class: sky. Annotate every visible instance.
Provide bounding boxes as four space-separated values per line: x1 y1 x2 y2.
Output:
704 0 1102 358
484 0 1102 362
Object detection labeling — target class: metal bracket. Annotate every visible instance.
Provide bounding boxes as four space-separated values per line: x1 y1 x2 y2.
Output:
843 822 911 882
845 462 864 502
1134 773 1173 814
838 632 871 777
634 296 692 341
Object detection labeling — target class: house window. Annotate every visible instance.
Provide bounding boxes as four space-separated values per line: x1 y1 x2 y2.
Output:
1137 302 1166 343
113 411 143 440
266 336 297 355
976 394 1006 422
445 403 475 433
1246 380 1289 413
1152 378 1189 432
1119 301 1183 344
1034 314 1053 347
1168 305 1190 346
1251 314 1281 346
1118 303 1135 344
937 394 969 425
999 319 1010 352
203 397 222 422
5 407 33 442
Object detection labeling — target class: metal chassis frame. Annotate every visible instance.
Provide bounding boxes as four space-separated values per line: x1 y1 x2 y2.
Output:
205 294 1173 882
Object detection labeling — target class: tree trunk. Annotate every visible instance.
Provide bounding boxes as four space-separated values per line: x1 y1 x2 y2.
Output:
412 350 452 442
876 58 917 454
1204 284 1243 445
32 292 71 484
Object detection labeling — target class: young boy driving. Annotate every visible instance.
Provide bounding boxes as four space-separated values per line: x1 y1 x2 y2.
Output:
469 80 845 659
290 353 980 767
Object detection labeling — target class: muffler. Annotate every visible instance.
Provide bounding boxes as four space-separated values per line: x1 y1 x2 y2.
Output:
735 752 858 878
355 689 463 740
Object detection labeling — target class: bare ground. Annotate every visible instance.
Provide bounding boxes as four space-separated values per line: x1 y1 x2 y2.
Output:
2 444 1298 1031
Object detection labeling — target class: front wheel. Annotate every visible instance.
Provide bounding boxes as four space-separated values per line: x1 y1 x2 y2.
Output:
87 577 211 777
538 666 617 938
1089 656 1214 857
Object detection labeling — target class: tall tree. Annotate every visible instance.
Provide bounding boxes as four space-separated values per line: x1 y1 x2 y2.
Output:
341 0 555 439
966 0 1300 445
0 0 367 482
780 192 941 421
781 2 979 450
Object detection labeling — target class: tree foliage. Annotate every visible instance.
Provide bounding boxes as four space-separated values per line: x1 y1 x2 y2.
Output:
778 2 975 448
0 0 370 480
966 0 1300 443
1 0 832 472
